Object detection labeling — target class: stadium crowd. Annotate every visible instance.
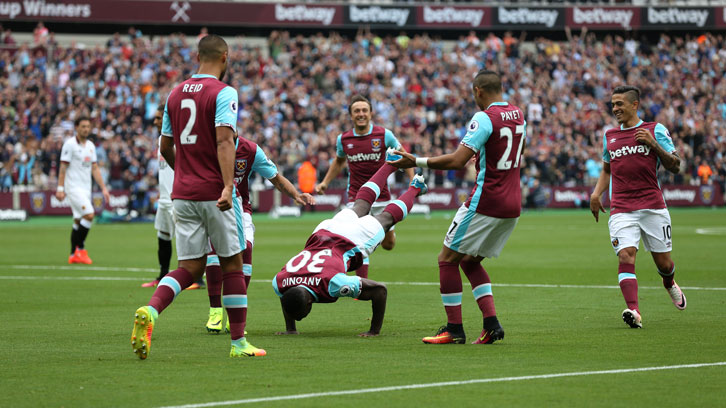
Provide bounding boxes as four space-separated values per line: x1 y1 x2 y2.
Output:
0 26 725 209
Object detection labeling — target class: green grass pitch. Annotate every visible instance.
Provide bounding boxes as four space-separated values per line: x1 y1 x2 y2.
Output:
1 208 725 407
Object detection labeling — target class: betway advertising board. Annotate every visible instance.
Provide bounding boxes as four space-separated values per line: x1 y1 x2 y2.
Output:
2 2 725 30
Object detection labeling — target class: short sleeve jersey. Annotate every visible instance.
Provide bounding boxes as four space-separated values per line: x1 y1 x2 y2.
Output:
272 230 363 303
60 136 97 193
460 102 527 218
157 136 174 204
234 137 278 214
336 124 401 203
602 120 675 215
162 74 238 201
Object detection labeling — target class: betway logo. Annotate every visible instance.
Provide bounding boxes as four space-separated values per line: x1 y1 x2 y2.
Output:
499 7 558 27
275 4 336 26
554 190 582 203
315 194 342 207
423 6 483 27
663 188 696 202
417 192 452 206
608 145 650 159
573 7 633 29
350 5 409 26
648 8 708 27
347 152 381 162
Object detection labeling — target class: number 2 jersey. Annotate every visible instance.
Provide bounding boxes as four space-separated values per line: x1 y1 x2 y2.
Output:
272 229 364 303
602 120 675 215
460 102 527 219
161 74 238 201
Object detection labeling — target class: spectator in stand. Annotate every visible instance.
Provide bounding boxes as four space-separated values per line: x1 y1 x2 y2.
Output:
697 161 713 185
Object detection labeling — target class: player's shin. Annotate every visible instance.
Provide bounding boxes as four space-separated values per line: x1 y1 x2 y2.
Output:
382 188 418 225
461 260 496 318
439 261 463 326
157 235 172 279
149 267 195 314
77 218 92 248
658 262 675 289
618 263 639 312
222 270 247 340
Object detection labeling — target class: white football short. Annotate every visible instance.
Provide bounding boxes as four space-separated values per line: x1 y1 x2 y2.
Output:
608 208 672 254
68 189 94 218
314 208 385 259
173 198 245 260
206 211 254 253
443 205 518 258
346 200 395 231
154 201 175 236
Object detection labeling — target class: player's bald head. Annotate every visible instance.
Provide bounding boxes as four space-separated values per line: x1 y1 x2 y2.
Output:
198 34 228 62
612 85 640 103
472 70 502 95
281 286 313 321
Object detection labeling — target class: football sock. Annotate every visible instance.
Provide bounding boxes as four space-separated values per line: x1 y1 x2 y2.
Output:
382 186 419 224
355 163 397 205
355 264 369 279
70 223 79 254
222 270 247 340
149 267 194 314
483 316 500 331
657 262 676 289
439 260 463 325
242 243 253 288
206 254 222 307
446 322 464 334
461 260 496 318
77 218 92 249
157 236 172 280
618 263 639 312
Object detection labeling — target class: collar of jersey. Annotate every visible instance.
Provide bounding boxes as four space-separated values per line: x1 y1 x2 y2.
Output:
487 101 509 109
353 124 374 137
620 119 643 130
191 74 217 79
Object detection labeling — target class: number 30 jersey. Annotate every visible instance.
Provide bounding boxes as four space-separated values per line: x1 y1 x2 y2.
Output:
460 102 527 219
272 230 363 303
161 74 239 201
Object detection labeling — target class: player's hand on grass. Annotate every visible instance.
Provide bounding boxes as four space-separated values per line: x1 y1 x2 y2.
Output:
634 128 655 147
217 186 233 211
358 331 379 337
589 194 605 222
387 150 416 169
275 330 300 335
314 183 327 195
295 193 316 206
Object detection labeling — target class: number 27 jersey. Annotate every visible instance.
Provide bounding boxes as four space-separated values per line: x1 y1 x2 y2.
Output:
461 102 527 219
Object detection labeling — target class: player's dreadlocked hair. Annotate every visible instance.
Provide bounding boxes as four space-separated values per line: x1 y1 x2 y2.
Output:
281 286 313 321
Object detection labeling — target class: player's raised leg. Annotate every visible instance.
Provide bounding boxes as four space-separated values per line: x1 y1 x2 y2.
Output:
351 148 401 217
461 257 504 344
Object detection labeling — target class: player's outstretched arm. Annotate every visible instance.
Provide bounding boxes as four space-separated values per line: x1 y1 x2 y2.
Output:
269 173 316 206
315 156 346 194
356 278 387 337
589 162 610 223
159 136 175 170
389 145 475 171
276 298 300 335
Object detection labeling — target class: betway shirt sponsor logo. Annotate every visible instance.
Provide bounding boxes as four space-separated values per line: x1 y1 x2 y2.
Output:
609 145 651 159
417 192 452 206
663 188 696 203
349 5 409 26
573 7 633 28
281 276 321 288
347 152 381 162
647 7 709 27
275 4 336 26
423 6 483 27
499 7 558 27
0 1 91 19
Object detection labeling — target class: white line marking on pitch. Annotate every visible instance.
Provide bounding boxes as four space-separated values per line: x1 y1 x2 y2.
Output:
158 362 726 408
6 264 157 273
0 275 143 281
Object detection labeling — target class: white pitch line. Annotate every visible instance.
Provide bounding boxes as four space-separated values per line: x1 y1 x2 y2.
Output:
6 264 157 273
158 361 726 408
0 275 143 281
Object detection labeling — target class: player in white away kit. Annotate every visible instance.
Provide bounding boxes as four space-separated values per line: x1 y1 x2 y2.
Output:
56 116 110 265
590 85 686 329
142 105 175 288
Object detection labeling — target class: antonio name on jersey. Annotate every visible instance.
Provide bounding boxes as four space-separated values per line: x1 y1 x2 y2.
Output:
347 152 381 162
609 144 651 159
280 276 322 288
